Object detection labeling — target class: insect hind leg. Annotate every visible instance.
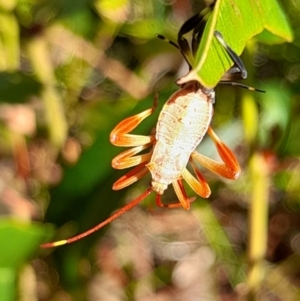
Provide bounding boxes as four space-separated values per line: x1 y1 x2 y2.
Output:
155 179 196 210
182 160 211 198
191 127 241 180
41 188 153 248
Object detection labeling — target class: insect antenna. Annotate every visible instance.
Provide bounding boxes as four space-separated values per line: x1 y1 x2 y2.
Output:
41 188 153 248
218 81 265 93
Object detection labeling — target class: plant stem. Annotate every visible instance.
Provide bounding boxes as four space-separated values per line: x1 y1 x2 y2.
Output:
247 152 270 300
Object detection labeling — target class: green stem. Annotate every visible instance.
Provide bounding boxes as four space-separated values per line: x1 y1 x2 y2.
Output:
26 36 67 148
247 153 269 300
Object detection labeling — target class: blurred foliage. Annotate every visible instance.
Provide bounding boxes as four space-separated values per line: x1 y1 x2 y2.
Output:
0 0 300 301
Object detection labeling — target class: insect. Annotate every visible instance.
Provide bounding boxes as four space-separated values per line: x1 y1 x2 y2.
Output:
41 13 262 248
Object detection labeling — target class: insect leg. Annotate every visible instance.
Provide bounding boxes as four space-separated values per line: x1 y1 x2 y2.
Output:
157 5 213 69
192 19 206 55
110 94 158 147
214 32 265 92
191 127 241 179
177 13 201 64
154 179 195 210
207 127 241 177
41 188 153 248
156 12 207 68
172 179 195 210
163 180 191 209
113 163 149 190
182 160 211 198
214 31 247 80
112 143 153 169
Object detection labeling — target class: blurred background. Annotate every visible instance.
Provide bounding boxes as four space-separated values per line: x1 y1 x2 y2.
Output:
0 0 300 300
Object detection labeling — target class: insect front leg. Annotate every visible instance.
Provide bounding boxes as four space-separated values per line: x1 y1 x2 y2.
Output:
214 31 265 92
112 143 153 169
214 31 247 80
191 127 241 179
178 9 210 56
113 163 150 190
111 94 159 190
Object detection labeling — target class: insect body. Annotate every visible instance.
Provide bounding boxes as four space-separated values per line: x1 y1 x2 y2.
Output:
41 12 258 248
111 80 217 210
149 81 214 197
110 78 239 212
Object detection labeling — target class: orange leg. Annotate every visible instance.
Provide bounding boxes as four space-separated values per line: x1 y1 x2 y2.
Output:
110 94 158 147
191 127 241 179
155 159 210 210
112 143 153 169
111 95 159 191
154 179 196 210
113 163 149 190
172 179 194 210
182 160 211 198
41 188 153 248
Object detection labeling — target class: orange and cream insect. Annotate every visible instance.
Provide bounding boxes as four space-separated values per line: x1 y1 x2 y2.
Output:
111 81 218 210
41 12 261 248
110 79 240 212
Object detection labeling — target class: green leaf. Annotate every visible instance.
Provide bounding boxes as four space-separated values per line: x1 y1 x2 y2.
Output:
255 29 290 45
178 0 293 88
261 0 293 41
